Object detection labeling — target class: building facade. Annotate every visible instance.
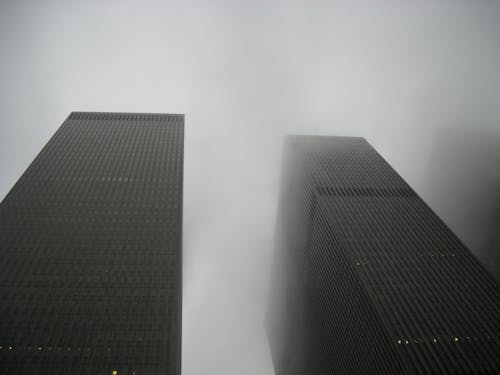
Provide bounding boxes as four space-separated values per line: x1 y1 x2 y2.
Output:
268 135 500 374
0 112 184 374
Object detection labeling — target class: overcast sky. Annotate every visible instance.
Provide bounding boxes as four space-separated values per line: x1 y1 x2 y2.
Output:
1 1 500 374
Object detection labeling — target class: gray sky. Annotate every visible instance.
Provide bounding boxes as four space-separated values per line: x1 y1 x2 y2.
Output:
1 1 500 374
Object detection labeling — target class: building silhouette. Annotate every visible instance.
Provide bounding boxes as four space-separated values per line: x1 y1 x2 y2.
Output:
0 112 184 374
268 135 500 374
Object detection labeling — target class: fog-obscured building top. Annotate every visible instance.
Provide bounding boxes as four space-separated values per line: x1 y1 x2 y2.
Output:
0 112 184 374
424 130 500 281
268 135 500 374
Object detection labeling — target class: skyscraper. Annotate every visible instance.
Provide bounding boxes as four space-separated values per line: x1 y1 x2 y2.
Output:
0 112 184 374
268 135 500 374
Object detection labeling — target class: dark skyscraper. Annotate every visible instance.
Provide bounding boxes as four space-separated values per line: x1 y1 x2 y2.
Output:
268 136 500 375
0 112 184 374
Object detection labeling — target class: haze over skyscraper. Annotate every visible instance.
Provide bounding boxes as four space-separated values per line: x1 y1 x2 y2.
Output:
268 135 500 374
0 112 184 374
424 131 500 281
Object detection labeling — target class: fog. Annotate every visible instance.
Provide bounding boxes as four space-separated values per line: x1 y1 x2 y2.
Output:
1 1 500 374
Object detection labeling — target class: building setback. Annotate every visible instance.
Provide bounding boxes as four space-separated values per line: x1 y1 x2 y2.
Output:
0 112 184 374
268 135 500 375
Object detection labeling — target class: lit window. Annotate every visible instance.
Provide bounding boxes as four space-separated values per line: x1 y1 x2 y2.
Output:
112 371 118 375
454 337 459 342
397 340 402 344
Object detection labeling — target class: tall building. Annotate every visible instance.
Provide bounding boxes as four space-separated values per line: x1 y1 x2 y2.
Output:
0 112 184 374
268 135 500 375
